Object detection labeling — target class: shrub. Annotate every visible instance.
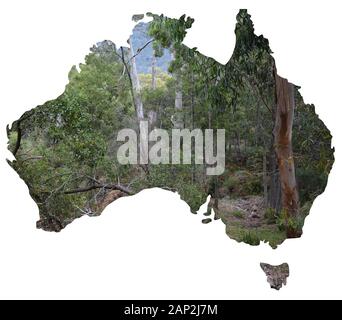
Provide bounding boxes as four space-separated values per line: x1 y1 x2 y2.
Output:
276 209 304 234
222 171 262 196
178 183 207 214
265 207 277 224
296 167 328 203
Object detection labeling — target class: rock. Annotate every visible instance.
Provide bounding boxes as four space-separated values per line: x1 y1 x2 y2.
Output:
249 212 260 219
202 218 212 224
203 207 212 216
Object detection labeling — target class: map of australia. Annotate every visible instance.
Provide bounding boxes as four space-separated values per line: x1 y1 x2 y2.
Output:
6 10 334 288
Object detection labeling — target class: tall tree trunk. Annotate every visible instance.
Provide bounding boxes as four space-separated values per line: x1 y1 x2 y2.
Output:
235 131 241 160
148 110 157 128
128 37 144 121
128 38 148 166
174 74 183 128
148 50 157 128
256 103 261 146
268 150 282 213
263 150 268 204
273 70 300 238
171 49 183 129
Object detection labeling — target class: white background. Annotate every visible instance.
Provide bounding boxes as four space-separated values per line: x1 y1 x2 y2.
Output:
0 0 341 299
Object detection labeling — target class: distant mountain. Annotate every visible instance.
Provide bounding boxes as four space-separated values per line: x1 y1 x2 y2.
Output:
130 22 172 74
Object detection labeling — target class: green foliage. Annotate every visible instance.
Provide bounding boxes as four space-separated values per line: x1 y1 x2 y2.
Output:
147 13 194 48
178 182 207 213
139 70 172 89
223 174 240 192
7 132 17 151
7 42 135 225
227 224 287 248
7 10 334 235
265 207 277 224
222 171 262 197
145 164 207 213
296 167 328 202
293 99 334 204
241 231 261 246
300 201 313 217
276 209 304 234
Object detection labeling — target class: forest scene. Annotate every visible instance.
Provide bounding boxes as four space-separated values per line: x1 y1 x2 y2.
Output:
7 10 334 248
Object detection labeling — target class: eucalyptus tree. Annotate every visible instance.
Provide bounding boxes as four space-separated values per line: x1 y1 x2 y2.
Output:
148 13 194 129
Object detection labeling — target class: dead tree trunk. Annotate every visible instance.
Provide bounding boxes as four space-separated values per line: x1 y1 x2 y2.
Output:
128 38 148 167
273 70 300 238
128 37 144 121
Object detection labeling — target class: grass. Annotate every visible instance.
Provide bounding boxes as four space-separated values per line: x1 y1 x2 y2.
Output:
241 231 260 246
265 207 277 224
226 224 287 249
232 210 245 219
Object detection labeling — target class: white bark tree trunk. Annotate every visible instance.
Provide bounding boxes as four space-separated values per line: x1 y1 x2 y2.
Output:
148 50 157 128
128 37 144 120
128 37 148 164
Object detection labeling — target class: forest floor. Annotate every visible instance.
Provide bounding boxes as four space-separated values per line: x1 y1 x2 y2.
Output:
217 195 287 248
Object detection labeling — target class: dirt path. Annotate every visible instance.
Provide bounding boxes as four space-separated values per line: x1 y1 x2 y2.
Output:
216 195 286 248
